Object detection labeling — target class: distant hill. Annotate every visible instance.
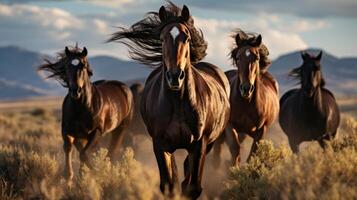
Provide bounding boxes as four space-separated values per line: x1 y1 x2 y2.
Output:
0 46 355 99
269 48 357 95
0 46 151 99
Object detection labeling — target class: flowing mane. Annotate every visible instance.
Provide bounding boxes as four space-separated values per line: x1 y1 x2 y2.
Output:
38 45 91 87
230 29 271 73
107 1 207 67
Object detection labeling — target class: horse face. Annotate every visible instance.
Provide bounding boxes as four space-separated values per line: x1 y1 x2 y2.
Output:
235 46 260 99
159 6 191 91
65 46 92 99
301 51 323 97
235 34 262 99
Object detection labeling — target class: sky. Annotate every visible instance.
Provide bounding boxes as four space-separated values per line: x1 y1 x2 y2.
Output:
0 0 356 69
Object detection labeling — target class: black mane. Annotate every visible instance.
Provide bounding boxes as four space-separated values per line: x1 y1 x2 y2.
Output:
38 45 91 87
107 1 207 67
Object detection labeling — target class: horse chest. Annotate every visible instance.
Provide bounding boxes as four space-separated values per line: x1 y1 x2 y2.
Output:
64 111 96 138
230 101 264 133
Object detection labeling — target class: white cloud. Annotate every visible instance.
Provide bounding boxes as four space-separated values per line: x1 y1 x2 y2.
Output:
194 16 308 70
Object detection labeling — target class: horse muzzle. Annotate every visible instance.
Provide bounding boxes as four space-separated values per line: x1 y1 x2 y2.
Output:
166 70 185 91
240 83 254 99
69 87 82 99
304 89 314 98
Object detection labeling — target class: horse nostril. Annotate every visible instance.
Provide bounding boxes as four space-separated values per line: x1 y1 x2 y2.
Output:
179 70 185 80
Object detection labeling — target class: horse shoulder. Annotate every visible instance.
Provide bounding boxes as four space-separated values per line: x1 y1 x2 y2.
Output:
193 62 231 98
321 88 336 101
261 72 279 94
280 88 299 106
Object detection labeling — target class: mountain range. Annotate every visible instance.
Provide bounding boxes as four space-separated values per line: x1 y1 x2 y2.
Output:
0 46 355 99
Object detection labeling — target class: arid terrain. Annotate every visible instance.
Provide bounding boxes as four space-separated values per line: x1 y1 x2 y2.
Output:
0 96 356 199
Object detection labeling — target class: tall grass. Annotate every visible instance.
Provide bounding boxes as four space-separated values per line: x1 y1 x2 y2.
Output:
0 107 355 199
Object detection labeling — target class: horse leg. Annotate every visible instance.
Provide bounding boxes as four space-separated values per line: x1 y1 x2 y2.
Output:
225 127 241 167
74 138 87 169
247 126 266 162
212 131 225 169
318 132 334 149
108 124 126 162
153 141 177 196
80 130 101 168
63 134 74 181
182 136 208 199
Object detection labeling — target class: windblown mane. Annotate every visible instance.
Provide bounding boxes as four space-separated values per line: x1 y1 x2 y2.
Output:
289 58 326 87
107 1 207 67
230 29 271 73
38 45 90 87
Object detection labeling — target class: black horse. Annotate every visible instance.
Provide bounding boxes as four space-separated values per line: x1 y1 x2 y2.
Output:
39 46 133 180
279 51 340 152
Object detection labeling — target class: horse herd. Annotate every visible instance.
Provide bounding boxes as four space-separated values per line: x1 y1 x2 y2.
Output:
38 2 340 199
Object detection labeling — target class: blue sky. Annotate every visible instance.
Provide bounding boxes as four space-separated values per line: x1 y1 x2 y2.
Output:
1 0 356 69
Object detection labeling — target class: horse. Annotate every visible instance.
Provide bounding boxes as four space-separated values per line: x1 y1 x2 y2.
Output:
213 30 279 167
279 51 340 152
108 3 230 199
38 46 133 181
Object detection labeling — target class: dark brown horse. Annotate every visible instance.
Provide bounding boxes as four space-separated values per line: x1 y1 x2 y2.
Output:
213 30 279 167
108 3 230 199
38 46 133 181
279 51 340 152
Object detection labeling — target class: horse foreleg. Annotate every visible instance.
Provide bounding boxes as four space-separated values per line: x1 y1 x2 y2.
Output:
153 141 177 196
62 134 74 181
182 136 208 200
288 137 300 153
74 138 87 169
225 127 241 167
247 126 266 162
108 125 126 162
80 130 101 168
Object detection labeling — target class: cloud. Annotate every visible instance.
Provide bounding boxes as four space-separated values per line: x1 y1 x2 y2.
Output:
0 3 130 60
194 15 308 69
178 0 357 18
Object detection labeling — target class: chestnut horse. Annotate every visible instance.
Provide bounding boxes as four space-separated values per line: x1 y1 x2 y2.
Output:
213 30 279 167
279 51 340 152
39 46 133 180
108 3 230 199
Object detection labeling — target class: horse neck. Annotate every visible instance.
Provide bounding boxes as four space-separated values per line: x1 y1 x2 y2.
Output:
303 86 323 113
71 77 94 110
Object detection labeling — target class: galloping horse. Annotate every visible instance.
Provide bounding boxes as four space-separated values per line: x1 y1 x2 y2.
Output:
39 46 133 180
108 3 230 199
279 51 340 152
213 30 279 166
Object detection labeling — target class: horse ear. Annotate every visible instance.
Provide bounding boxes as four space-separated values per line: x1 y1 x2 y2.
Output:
65 46 70 56
181 5 190 22
235 33 243 46
253 35 262 47
81 47 88 57
159 6 167 22
316 51 322 61
301 51 308 61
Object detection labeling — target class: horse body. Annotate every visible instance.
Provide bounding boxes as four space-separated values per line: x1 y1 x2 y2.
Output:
227 70 278 134
62 80 132 139
280 85 340 152
141 63 230 152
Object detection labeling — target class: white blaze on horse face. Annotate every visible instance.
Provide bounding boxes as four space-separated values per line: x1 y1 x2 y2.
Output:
170 26 180 43
71 59 80 66
245 49 251 57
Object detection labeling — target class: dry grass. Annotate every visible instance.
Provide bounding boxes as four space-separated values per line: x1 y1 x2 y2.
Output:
0 97 355 199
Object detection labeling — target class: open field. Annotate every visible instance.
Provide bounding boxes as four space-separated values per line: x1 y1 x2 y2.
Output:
0 96 356 199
